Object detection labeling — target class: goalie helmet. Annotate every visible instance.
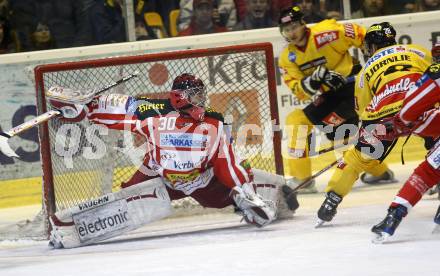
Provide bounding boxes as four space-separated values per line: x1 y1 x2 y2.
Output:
364 22 397 57
432 42 440 63
170 73 207 121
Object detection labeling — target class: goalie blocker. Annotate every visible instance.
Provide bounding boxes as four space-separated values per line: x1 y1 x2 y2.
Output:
49 169 294 249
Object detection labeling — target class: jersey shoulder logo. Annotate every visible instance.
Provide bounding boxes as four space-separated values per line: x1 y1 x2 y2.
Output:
288 52 296 62
314 31 339 49
134 98 174 119
343 23 355 39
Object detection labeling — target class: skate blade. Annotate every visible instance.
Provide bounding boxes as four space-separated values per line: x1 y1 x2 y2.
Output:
372 232 391 244
314 219 325 228
432 224 440 234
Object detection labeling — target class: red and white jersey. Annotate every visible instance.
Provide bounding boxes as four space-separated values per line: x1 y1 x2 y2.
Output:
86 94 251 195
398 64 440 137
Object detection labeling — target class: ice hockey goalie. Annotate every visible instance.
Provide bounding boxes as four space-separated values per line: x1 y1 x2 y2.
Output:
48 73 296 249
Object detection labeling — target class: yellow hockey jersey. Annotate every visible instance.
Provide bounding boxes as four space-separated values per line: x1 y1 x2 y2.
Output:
355 44 432 121
278 19 366 100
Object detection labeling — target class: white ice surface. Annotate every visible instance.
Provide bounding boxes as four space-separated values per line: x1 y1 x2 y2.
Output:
1 162 439 276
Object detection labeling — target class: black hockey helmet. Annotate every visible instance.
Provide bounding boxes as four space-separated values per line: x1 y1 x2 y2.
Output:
279 6 305 42
364 22 397 56
278 6 304 26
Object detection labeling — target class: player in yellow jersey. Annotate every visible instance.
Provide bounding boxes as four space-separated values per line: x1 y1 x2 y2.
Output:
278 6 392 198
316 22 432 225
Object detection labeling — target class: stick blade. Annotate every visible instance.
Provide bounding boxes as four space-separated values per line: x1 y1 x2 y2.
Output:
0 134 19 158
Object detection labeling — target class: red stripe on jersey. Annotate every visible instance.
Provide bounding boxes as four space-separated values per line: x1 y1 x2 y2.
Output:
226 140 248 184
400 81 438 123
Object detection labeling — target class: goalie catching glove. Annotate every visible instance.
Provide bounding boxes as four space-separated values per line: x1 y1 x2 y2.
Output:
301 65 347 97
231 182 276 227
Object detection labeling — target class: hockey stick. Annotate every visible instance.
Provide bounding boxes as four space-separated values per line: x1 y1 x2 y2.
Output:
0 72 138 158
282 158 341 211
310 137 356 157
46 71 139 105
290 157 341 193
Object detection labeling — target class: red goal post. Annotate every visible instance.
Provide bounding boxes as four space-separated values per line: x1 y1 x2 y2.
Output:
34 42 283 227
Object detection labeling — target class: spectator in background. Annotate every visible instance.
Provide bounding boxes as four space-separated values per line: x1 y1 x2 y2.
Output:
31 22 53 50
234 0 246 21
178 0 237 31
294 0 324 23
387 0 416 14
351 0 391 19
233 0 275 30
9 0 36 52
0 0 9 19
415 0 440 11
178 0 228 36
135 20 157 40
90 0 126 44
35 0 94 49
324 0 343 19
0 16 16 53
133 0 179 36
269 0 291 21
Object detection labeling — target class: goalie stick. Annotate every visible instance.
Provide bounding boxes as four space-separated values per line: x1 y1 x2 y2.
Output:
282 158 342 210
0 72 138 158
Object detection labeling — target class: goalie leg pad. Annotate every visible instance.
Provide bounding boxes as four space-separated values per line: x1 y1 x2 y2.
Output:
49 178 171 249
252 169 296 219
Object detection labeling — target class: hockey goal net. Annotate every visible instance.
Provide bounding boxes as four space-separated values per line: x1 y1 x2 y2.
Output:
32 43 281 236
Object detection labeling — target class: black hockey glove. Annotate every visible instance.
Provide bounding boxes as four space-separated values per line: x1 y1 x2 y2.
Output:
301 65 347 97
323 69 347 91
301 65 326 97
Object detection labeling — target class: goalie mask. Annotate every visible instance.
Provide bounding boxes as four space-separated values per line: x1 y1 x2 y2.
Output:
170 73 207 121
364 22 397 57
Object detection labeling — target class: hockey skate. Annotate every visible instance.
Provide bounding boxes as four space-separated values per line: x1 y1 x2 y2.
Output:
285 177 318 194
360 169 397 185
316 191 342 227
371 205 407 243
